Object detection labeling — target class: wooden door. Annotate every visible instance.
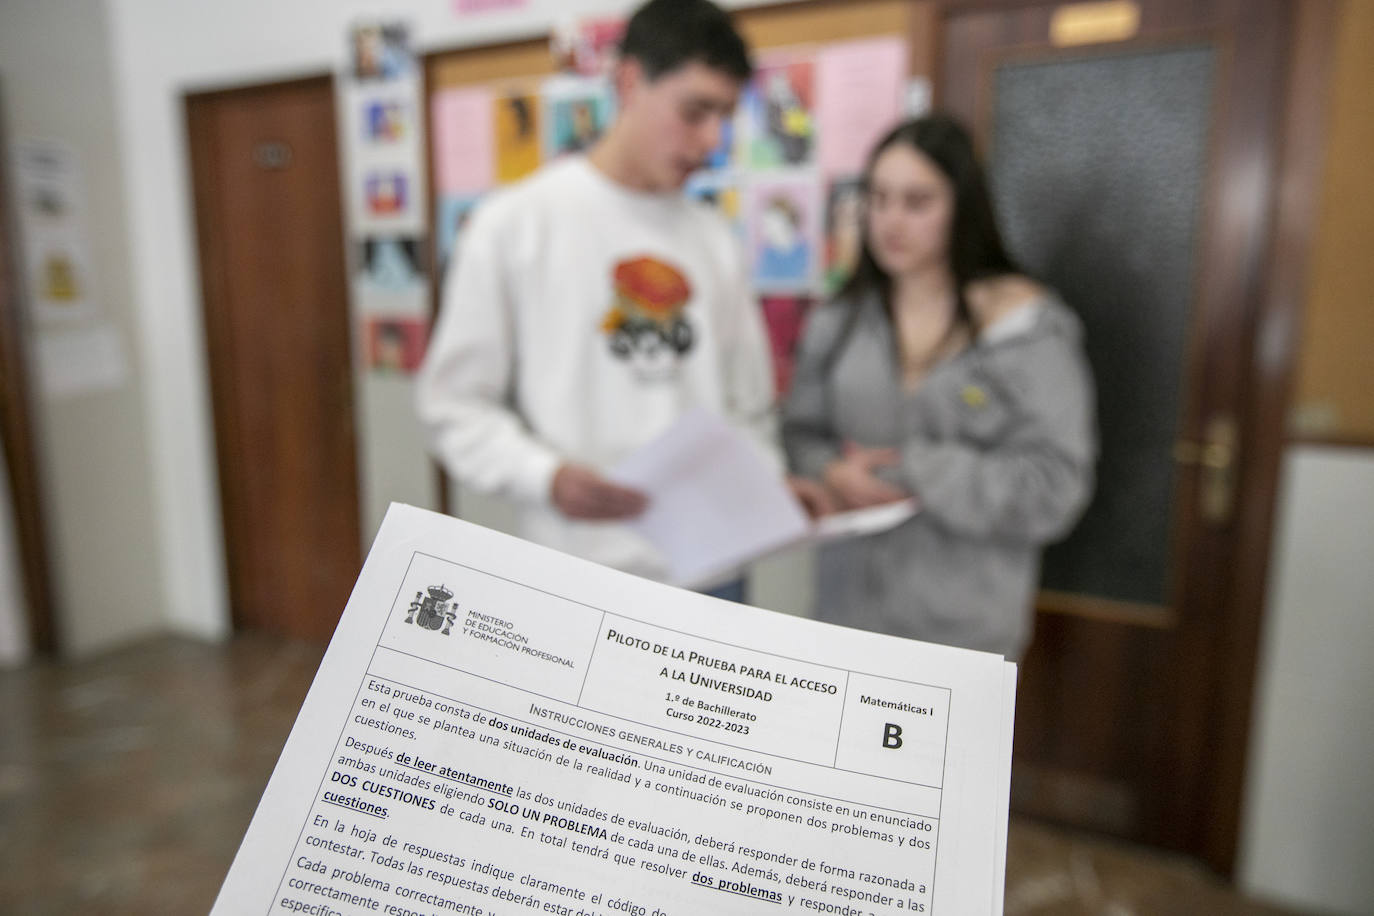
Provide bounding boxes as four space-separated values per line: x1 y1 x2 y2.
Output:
187 76 361 643
939 0 1294 871
0 85 58 654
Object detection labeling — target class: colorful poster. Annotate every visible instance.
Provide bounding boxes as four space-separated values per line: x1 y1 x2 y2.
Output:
494 91 542 183
816 37 909 178
364 171 409 217
431 87 495 194
685 173 744 240
749 176 820 291
434 194 483 284
760 295 814 397
824 177 865 295
543 75 613 159
551 17 627 76
363 316 430 373
351 22 414 81
359 236 425 292
743 53 817 169
364 98 409 143
703 114 736 171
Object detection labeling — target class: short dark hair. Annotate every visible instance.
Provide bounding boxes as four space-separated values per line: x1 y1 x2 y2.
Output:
619 0 753 83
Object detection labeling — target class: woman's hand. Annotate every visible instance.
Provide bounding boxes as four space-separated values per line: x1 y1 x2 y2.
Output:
787 475 837 519
823 443 908 509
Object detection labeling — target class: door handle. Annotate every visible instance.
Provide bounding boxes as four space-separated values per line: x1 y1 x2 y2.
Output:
1173 414 1238 526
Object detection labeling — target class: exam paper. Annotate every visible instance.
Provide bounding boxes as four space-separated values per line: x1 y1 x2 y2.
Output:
213 504 1015 915
810 499 919 544
607 411 919 587
608 409 811 588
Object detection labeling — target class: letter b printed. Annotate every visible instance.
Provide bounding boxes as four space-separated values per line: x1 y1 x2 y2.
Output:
882 723 904 749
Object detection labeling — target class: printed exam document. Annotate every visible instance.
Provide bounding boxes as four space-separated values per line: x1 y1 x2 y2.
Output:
608 409 919 587
212 504 1016 915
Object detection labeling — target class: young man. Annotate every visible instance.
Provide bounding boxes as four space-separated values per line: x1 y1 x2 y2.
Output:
416 0 824 592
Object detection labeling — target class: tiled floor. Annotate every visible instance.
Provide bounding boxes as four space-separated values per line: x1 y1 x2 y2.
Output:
0 636 1305 915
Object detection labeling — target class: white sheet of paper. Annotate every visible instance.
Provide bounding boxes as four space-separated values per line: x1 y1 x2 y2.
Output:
992 665 1018 916
212 504 1015 915
35 323 128 398
608 409 810 587
810 499 920 544
607 412 920 583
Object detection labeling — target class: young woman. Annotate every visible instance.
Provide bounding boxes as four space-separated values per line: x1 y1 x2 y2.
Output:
783 114 1097 660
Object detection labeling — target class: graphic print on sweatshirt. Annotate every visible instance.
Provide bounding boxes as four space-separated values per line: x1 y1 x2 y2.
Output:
600 256 695 382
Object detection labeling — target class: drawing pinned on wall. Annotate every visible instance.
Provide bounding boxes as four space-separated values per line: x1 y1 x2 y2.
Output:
364 99 409 143
759 295 813 397
363 316 430 374
351 22 414 81
543 76 613 159
824 177 865 295
24 234 96 318
703 115 736 172
744 53 817 169
434 194 482 283
749 177 819 291
364 171 409 217
358 236 425 292
685 173 745 241
494 91 542 183
551 17 626 76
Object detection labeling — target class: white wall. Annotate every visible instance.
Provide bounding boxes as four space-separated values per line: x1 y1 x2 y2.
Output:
1239 445 1374 915
0 0 165 656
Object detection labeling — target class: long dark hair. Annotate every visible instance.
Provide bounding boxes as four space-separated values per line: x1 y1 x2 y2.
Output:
837 113 1019 332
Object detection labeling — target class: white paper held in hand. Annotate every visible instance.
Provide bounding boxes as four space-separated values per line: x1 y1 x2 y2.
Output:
607 408 810 588
211 504 1016 915
607 409 920 585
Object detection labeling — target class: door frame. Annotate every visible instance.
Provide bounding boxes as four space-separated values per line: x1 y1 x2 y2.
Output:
926 0 1337 873
0 85 59 655
185 71 362 638
1205 0 1339 873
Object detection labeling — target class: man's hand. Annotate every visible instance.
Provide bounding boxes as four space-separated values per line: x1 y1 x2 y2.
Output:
823 443 908 509
551 464 648 520
787 475 836 519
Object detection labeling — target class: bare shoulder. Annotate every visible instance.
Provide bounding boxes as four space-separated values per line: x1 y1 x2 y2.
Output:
965 274 1046 327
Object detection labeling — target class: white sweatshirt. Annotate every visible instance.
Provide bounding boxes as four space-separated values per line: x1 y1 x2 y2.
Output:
416 157 779 581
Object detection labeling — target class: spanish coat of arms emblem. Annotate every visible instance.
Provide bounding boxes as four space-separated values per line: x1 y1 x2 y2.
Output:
405 585 456 635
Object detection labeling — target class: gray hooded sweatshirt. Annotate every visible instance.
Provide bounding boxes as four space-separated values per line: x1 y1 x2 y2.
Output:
782 292 1097 660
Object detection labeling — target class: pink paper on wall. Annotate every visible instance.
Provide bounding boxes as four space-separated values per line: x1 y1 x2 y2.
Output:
816 37 909 179
454 0 528 15
431 87 495 195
